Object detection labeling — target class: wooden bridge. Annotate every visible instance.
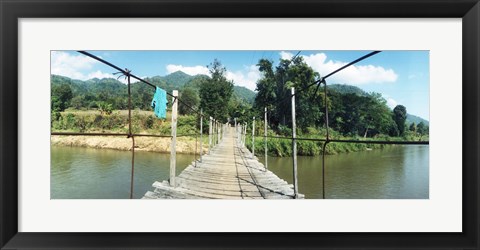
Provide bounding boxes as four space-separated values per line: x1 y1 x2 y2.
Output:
143 126 303 199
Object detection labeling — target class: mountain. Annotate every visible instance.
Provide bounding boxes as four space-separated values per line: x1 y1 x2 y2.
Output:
180 73 256 104
51 71 257 110
162 71 195 87
406 114 429 126
233 86 255 104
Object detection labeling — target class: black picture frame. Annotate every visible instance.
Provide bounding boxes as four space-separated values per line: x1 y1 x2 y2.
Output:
1 0 479 249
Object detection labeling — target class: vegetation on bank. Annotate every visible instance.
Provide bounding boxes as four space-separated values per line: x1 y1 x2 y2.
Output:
51 110 199 136
242 122 427 157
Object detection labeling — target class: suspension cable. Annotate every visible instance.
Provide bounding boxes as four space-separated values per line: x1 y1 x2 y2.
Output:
271 51 382 107
77 51 204 117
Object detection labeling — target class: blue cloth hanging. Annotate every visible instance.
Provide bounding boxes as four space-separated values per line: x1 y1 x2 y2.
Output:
151 87 167 119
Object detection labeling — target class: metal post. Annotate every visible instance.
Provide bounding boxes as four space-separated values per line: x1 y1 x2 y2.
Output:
200 109 203 162
127 74 134 199
209 117 212 154
323 79 330 199
169 90 178 187
252 117 255 159
324 79 330 140
291 87 299 198
264 107 268 170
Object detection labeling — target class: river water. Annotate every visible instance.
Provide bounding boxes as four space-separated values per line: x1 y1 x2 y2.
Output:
51 145 428 199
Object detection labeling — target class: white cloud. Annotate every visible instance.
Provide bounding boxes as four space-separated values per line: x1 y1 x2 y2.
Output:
225 65 261 90
51 51 125 82
280 51 398 85
280 51 294 60
386 97 398 109
86 70 116 80
166 64 210 76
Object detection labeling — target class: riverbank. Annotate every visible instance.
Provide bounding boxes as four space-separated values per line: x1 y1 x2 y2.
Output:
245 135 392 157
51 135 208 154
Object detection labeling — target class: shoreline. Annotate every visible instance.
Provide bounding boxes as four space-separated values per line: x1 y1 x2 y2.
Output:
51 135 208 155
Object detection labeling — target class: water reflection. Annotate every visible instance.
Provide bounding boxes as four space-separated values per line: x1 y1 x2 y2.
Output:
259 145 429 199
51 146 194 199
51 145 428 199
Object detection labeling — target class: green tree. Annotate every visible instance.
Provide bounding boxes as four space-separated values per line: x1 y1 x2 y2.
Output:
51 84 73 111
417 122 427 135
254 59 277 118
179 87 200 115
254 56 321 129
199 59 234 122
393 105 407 136
97 101 113 115
70 95 85 110
409 122 417 133
356 93 396 138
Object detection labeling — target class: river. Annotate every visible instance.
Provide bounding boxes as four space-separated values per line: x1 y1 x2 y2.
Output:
51 145 428 199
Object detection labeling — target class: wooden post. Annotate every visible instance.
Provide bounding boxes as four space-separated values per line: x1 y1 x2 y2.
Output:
252 117 255 159
208 117 212 154
170 90 178 187
237 124 243 146
213 119 216 146
291 87 298 198
200 109 203 162
264 107 268 170
243 122 247 147
218 121 221 142
242 124 244 146
234 118 237 137
214 120 217 145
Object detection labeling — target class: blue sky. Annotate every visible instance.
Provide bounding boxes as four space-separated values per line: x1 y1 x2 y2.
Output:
51 50 429 120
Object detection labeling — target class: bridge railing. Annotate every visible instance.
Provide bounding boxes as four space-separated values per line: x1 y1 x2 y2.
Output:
236 51 429 199
51 51 225 198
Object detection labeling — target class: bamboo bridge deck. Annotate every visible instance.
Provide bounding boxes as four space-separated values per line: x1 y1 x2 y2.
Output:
143 127 303 199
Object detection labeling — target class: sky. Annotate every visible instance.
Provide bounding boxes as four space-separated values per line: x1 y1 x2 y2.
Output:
51 50 429 120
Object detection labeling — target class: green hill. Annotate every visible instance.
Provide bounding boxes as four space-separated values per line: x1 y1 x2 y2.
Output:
233 86 256 104
406 114 429 126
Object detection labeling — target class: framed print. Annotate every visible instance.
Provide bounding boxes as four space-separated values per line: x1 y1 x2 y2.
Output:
1 0 479 249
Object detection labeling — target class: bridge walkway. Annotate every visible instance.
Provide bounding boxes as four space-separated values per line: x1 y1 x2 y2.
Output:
143 126 303 199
